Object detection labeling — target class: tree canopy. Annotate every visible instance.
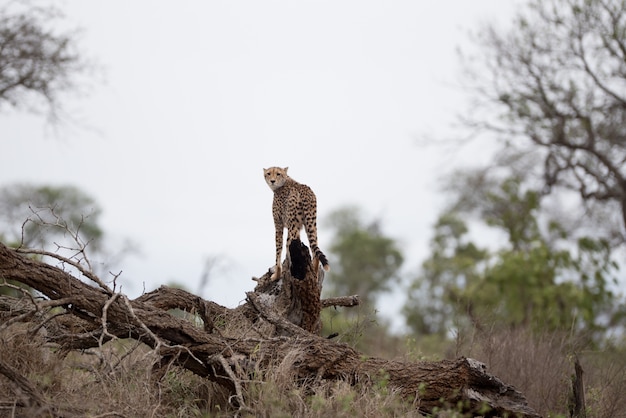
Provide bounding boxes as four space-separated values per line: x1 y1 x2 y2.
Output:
0 1 88 120
0 183 103 250
463 0 626 243
403 175 625 343
324 206 404 308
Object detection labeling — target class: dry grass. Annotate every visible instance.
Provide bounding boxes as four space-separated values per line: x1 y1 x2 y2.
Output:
456 326 626 418
581 348 626 418
0 322 216 417
0 321 424 417
1 315 624 417
240 367 425 418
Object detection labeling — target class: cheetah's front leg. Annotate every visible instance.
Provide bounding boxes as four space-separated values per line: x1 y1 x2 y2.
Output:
271 224 283 280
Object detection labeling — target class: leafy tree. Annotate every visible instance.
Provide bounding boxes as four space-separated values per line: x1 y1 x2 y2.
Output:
324 206 404 308
321 206 404 354
462 0 626 242
0 1 88 120
0 183 103 251
403 212 488 337
404 175 625 342
0 183 107 296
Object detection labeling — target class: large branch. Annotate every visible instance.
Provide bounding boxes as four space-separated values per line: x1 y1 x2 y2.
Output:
0 242 540 417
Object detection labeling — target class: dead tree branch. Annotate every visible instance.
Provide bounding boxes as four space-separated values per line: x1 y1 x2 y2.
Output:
0 241 541 417
321 295 361 308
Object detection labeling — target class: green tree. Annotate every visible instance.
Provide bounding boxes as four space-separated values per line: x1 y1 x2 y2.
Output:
0 183 107 296
403 212 488 337
324 206 404 308
404 175 625 342
322 206 405 355
461 0 626 242
0 1 89 120
0 183 103 251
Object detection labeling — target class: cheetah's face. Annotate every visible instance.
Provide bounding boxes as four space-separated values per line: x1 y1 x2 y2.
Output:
263 166 288 191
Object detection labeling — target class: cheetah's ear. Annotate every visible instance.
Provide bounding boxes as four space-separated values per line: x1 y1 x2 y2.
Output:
283 167 289 173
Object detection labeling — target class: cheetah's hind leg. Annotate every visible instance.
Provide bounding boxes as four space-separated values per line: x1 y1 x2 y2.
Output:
270 264 282 280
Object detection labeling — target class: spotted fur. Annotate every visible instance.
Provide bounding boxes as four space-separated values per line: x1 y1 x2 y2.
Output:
263 166 330 280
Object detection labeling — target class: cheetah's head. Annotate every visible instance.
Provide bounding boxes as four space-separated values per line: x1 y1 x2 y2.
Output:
263 166 288 191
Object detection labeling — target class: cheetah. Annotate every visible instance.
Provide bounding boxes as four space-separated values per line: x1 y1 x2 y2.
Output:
263 167 330 280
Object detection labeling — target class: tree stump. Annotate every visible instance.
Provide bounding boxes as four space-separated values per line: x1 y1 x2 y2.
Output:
252 238 323 334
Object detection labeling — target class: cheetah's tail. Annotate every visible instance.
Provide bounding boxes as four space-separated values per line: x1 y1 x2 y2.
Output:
314 248 330 271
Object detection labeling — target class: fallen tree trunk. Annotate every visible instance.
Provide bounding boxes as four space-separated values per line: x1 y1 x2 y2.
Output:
0 242 541 417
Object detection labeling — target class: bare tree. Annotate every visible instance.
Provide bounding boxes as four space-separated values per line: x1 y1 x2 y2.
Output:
0 1 88 121
463 0 626 242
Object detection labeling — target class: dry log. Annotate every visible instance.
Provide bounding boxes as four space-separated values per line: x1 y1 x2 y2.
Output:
0 242 541 417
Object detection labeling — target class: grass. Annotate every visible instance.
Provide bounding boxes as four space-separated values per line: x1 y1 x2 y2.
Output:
456 326 626 418
1 313 625 417
0 320 423 417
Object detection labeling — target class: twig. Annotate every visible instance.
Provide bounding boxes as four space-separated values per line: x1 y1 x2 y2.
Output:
15 247 112 294
99 292 121 349
29 307 73 336
117 294 205 368
23 205 99 275
110 339 144 372
321 295 361 309
210 354 249 412
0 283 74 332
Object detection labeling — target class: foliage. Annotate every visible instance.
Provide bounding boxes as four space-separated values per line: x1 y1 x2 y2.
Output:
0 183 121 296
0 0 88 120
462 0 626 242
324 206 404 308
0 183 103 250
403 175 625 342
403 211 488 337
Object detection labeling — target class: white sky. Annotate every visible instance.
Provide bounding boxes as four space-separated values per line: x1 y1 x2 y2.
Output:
0 1 519 329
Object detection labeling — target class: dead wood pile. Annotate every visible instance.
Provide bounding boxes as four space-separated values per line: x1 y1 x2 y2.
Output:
0 240 541 417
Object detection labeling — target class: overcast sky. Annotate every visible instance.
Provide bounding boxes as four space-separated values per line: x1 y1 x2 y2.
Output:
0 1 519 329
